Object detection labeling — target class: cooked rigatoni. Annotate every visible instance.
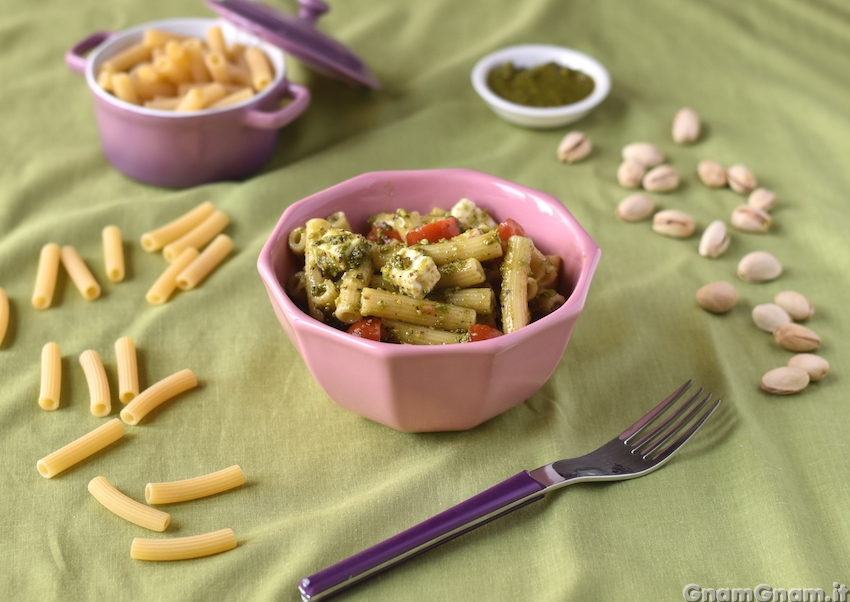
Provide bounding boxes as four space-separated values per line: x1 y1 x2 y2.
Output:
88 476 171 532
115 336 139 403
499 235 533 333
415 230 503 265
360 287 476 331
32 243 61 309
130 528 236 561
146 247 200 305
37 419 125 478
39 342 62 411
175 234 232 290
80 350 111 417
146 465 246 504
120 368 198 425
102 225 125 282
61 245 101 301
140 201 215 252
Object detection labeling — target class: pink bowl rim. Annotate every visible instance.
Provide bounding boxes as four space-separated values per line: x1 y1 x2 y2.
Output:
257 168 601 358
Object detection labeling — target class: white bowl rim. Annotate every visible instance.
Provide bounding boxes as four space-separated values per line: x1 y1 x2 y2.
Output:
84 17 287 119
471 44 611 119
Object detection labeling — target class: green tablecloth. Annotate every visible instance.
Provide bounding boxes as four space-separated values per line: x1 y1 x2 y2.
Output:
2 0 849 600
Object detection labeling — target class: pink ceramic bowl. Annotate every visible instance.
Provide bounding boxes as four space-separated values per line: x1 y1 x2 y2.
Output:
66 18 310 188
257 169 601 432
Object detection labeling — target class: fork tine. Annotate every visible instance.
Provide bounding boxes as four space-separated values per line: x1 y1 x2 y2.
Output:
629 387 705 450
644 396 721 463
619 379 692 441
636 391 712 458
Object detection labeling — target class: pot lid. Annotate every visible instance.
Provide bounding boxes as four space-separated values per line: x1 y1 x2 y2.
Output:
206 0 380 89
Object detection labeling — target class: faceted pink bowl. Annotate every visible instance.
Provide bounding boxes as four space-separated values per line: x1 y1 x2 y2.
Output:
257 169 601 432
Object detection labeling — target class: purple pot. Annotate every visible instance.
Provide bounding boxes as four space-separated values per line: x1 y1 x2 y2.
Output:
66 18 311 188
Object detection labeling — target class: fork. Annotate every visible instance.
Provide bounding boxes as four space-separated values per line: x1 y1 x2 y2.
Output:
299 380 720 601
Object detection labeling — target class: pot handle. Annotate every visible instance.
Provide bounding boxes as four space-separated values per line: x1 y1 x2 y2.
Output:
66 31 114 75
243 81 311 131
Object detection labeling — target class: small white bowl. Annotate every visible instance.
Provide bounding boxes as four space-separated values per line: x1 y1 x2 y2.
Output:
471 44 611 129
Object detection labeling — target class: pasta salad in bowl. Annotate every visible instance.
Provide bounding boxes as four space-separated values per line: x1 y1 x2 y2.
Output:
258 169 600 432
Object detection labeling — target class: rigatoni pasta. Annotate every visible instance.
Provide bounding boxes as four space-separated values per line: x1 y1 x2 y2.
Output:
146 247 200 305
0 287 8 348
80 349 111 417
60 245 101 301
287 199 565 344
102 225 125 282
88 476 171 532
141 201 215 252
120 368 198 425
130 528 237 561
115 336 139 403
146 465 246 504
175 234 232 290
39 342 62 411
37 419 125 478
162 210 229 262
32 242 61 309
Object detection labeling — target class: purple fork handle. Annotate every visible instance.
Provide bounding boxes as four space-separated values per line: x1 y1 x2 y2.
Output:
298 471 546 601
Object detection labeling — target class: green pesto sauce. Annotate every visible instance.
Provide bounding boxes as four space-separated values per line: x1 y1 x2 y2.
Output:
486 61 595 107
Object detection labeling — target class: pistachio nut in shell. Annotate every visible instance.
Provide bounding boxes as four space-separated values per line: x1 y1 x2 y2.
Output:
643 164 680 192
672 107 700 144
737 251 782 283
731 205 772 233
727 164 757 194
748 188 777 212
788 353 829 382
696 281 738 314
761 366 810 395
616 194 655 222
617 160 646 188
652 209 695 238
698 220 730 258
773 322 821 352
698 160 727 188
622 142 663 168
557 131 592 163
774 290 814 321
751 303 791 333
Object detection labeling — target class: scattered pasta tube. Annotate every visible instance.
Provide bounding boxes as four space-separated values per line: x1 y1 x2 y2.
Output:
140 201 215 252
115 336 139 403
0 287 8 347
39 342 61 411
120 368 198 425
146 247 200 305
146 465 246 504
102 225 125 283
80 350 111 417
37 419 125 479
88 476 171 532
131 528 236 561
244 46 272 91
32 242 61 309
162 210 229 262
60 246 101 301
175 234 233 290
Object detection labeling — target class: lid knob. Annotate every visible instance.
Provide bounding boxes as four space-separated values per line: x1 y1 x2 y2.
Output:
297 0 328 25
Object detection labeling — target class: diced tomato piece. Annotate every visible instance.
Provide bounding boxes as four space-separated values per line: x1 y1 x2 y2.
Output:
468 323 504 341
405 217 461 246
498 218 526 242
347 318 382 341
367 224 402 244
